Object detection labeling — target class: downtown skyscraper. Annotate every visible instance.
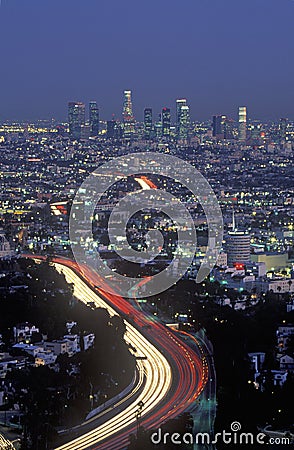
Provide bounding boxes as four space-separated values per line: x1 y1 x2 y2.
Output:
176 99 190 140
89 101 99 136
176 99 187 136
162 107 171 138
68 102 85 139
144 108 153 139
238 106 247 142
122 90 135 139
212 115 227 138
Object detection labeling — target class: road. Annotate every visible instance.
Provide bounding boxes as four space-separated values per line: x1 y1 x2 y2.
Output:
0 432 17 449
129 287 216 450
27 256 207 450
176 330 217 450
134 176 157 190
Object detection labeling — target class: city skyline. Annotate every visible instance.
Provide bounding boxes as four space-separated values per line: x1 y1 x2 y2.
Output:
1 94 293 126
0 90 293 125
0 0 294 121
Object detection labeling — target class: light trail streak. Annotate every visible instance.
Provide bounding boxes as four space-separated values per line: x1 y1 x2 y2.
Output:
53 263 172 450
134 176 157 190
27 256 207 450
0 434 15 450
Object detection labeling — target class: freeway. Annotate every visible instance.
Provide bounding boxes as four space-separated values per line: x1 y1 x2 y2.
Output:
0 433 15 450
134 176 157 190
27 256 207 450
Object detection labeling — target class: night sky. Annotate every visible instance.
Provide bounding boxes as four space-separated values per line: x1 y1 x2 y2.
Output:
0 0 293 122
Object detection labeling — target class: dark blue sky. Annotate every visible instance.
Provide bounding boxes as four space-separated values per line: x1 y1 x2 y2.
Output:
0 0 293 121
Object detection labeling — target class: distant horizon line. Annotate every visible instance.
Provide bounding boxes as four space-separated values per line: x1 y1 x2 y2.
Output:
1 95 293 124
0 115 293 125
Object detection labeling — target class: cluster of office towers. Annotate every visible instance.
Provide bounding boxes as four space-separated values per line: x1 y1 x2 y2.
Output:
68 91 191 141
213 107 247 142
68 91 247 142
122 91 191 140
142 98 190 141
68 101 99 140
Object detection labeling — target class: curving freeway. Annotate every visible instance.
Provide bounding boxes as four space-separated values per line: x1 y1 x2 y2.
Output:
0 434 15 450
27 256 208 450
134 176 157 191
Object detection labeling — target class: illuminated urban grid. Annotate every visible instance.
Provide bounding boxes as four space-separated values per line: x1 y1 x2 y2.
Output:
0 0 293 448
0 91 293 449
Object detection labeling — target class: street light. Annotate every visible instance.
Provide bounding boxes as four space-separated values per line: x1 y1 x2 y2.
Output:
4 395 8 427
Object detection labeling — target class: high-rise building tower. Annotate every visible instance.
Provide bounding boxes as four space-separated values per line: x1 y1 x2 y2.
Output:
212 115 227 138
162 107 171 138
144 108 153 139
223 118 234 140
123 90 135 139
178 103 190 140
155 113 162 139
238 106 247 142
89 101 99 136
68 102 85 139
176 99 187 136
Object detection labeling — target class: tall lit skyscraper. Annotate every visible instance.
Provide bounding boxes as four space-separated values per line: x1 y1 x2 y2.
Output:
238 106 247 142
123 90 135 139
155 114 162 139
177 100 190 140
68 102 85 139
162 107 171 137
89 101 99 136
144 108 153 139
176 99 187 136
